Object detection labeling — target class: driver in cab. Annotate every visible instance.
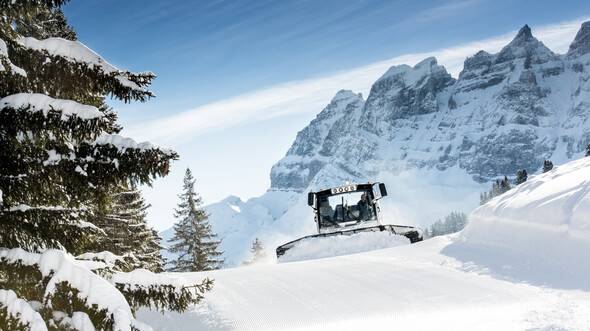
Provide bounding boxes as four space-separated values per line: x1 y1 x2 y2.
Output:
357 194 373 220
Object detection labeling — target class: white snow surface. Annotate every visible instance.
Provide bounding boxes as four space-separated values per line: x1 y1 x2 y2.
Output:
0 93 103 120
0 290 48 331
17 37 148 94
93 133 175 155
144 157 590 330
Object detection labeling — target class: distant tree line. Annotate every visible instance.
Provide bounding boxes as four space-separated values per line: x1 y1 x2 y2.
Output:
423 211 469 239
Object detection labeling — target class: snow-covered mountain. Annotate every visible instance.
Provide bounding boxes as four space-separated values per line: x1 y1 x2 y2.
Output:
272 23 590 189
163 22 590 267
143 156 590 330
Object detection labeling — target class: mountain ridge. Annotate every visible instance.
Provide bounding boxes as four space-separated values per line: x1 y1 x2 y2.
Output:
271 22 590 190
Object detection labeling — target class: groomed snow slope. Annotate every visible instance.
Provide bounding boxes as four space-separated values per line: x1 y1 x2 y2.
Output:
140 157 590 330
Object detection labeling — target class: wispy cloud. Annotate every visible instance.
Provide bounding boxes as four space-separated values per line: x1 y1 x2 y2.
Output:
413 0 486 23
125 17 589 144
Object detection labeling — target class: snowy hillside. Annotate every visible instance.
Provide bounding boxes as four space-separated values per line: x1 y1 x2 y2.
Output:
144 157 590 330
160 190 307 267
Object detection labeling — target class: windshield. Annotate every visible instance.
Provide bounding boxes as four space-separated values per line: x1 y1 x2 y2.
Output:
317 190 376 228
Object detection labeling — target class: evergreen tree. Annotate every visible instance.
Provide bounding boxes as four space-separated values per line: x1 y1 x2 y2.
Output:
586 143 590 157
90 187 166 273
14 7 76 41
542 160 553 173
0 2 211 328
444 211 468 233
516 169 528 185
243 237 268 265
430 219 444 237
1 0 175 254
499 176 511 194
480 191 489 206
168 168 225 272
480 176 511 205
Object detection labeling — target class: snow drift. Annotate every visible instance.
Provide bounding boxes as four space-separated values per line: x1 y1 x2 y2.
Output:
445 156 590 289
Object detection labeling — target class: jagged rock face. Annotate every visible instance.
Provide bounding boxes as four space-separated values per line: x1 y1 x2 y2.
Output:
568 21 590 58
360 57 456 135
270 22 590 190
270 90 365 191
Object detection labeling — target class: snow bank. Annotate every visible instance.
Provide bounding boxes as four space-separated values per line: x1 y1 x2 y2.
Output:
451 157 590 286
278 231 410 263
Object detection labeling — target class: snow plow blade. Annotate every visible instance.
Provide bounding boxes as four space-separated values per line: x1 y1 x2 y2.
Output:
276 224 422 258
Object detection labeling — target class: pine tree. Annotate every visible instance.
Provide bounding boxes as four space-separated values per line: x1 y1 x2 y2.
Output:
444 211 468 233
516 169 528 185
90 187 166 272
243 237 268 265
430 219 444 237
422 227 430 239
168 168 225 272
0 2 211 328
586 143 590 157
542 160 553 173
1 0 176 254
480 191 489 205
499 176 511 194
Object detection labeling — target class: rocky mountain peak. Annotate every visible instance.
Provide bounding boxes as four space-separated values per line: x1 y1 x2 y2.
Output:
495 24 556 64
516 24 533 40
331 89 363 104
362 56 454 128
376 57 441 85
568 20 590 58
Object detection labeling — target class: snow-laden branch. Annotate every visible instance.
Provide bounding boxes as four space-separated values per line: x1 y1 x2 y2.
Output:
17 37 154 96
0 93 104 120
0 290 48 331
0 38 27 76
111 269 196 291
0 248 151 331
93 133 176 156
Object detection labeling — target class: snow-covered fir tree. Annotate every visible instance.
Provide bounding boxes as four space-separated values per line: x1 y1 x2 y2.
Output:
168 168 225 272
90 187 166 273
543 160 554 173
243 237 268 265
586 143 590 157
0 2 211 329
516 169 528 185
0 0 172 254
429 219 445 237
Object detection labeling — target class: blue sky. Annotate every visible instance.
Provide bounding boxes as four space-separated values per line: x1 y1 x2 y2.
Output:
62 1 590 230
